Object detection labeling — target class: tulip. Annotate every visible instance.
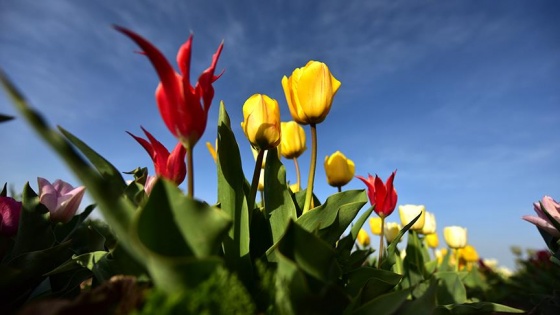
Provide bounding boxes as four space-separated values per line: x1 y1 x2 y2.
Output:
38 178 86 223
282 61 341 214
282 61 341 125
206 141 217 163
369 217 383 235
443 226 467 249
280 121 306 159
459 245 479 263
357 171 397 266
0 196 22 236
398 204 426 231
425 233 439 249
127 127 187 186
324 151 355 191
384 222 402 244
356 171 398 218
420 211 436 235
522 195 560 237
115 26 223 197
115 26 223 149
241 94 281 151
357 229 370 247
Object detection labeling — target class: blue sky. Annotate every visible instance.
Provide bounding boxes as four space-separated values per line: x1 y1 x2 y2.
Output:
1 0 559 269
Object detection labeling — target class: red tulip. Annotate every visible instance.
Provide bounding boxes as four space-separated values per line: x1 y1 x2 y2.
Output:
0 196 21 236
356 170 397 218
115 26 224 149
128 127 187 185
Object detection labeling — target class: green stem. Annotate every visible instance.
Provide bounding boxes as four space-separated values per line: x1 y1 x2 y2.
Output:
455 248 460 272
378 217 385 268
187 147 194 197
248 149 265 212
293 157 301 191
337 186 342 193
303 123 317 213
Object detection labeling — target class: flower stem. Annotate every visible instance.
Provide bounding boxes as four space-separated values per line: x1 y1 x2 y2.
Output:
187 147 194 197
455 249 460 272
337 186 342 193
378 217 385 268
293 157 301 191
248 149 265 212
303 123 317 213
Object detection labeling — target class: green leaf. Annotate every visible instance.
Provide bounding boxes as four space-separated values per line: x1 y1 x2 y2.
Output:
381 212 422 270
163 180 232 258
133 180 192 257
398 278 438 315
0 113 14 122
434 271 467 305
264 147 297 243
0 71 140 264
274 220 341 283
351 289 410 315
297 189 367 245
0 241 73 310
436 302 524 314
11 183 54 258
345 267 402 299
58 126 127 192
216 102 253 285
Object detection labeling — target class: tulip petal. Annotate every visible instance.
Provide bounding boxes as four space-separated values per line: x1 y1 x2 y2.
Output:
523 215 560 237
167 142 187 185
37 177 58 212
114 26 183 137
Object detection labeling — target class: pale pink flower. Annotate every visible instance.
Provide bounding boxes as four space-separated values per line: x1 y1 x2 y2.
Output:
522 195 560 237
38 177 86 223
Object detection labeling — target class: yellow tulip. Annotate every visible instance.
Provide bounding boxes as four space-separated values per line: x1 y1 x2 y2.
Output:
398 205 426 231
357 229 370 247
289 183 300 193
241 94 281 150
384 222 402 243
443 226 467 249
324 151 355 187
420 211 437 235
206 141 217 163
280 121 307 159
459 245 479 263
425 233 439 249
282 61 341 125
369 217 383 235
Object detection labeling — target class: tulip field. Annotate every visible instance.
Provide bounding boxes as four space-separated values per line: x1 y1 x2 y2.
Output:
2 25 560 315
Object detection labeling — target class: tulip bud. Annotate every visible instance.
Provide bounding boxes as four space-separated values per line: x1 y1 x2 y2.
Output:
420 211 436 235
0 196 22 237
369 217 383 235
425 233 439 249
398 204 426 231
443 226 468 249
38 177 86 223
324 151 355 187
357 228 370 247
384 222 402 243
280 121 306 159
459 244 479 263
289 183 300 193
241 94 281 150
282 61 341 125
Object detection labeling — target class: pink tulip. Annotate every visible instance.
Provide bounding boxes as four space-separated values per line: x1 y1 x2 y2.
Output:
522 195 560 237
0 196 22 236
38 178 86 223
